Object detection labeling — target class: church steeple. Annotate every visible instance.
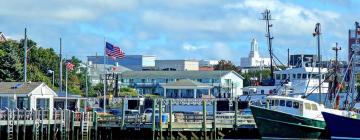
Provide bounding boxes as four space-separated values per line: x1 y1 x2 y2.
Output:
249 38 260 58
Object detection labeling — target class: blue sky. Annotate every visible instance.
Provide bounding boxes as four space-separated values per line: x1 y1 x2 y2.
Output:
0 0 359 65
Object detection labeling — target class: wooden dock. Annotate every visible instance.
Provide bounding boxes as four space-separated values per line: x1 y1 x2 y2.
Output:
0 98 258 140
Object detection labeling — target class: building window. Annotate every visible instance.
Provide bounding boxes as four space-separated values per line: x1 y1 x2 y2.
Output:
129 79 134 83
17 97 29 109
141 79 146 83
282 74 287 80
302 74 307 79
0 97 9 109
292 74 296 79
297 74 301 79
36 98 49 110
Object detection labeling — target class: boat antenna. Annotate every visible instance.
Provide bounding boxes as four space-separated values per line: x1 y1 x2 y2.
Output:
261 9 275 85
313 23 322 104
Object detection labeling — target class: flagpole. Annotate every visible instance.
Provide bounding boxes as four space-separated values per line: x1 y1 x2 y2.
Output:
59 38 63 107
103 37 107 113
24 28 27 82
65 63 68 110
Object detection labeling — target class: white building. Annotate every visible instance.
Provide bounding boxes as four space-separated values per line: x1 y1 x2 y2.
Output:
199 60 219 67
240 38 271 69
155 60 199 71
0 82 57 117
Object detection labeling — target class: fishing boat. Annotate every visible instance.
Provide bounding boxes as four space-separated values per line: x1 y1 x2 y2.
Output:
320 22 360 140
322 112 359 139
250 95 347 139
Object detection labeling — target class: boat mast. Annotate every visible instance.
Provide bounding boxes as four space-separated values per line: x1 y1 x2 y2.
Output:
331 43 341 108
261 9 275 85
313 23 322 104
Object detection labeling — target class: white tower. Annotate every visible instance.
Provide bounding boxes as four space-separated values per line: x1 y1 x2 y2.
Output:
249 38 260 58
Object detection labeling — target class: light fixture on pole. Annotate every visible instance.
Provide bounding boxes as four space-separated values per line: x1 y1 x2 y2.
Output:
47 70 55 87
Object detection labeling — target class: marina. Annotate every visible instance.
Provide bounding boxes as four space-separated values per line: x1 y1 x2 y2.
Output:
2 0 360 139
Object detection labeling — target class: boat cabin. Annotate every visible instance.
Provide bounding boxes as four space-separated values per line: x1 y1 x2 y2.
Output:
266 96 324 120
274 67 328 94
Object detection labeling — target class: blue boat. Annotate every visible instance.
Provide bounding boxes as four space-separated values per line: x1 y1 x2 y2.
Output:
322 112 360 139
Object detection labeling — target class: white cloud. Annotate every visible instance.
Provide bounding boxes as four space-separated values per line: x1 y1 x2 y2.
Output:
182 43 207 51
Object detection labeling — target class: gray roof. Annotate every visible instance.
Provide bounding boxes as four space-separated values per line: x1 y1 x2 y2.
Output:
163 79 212 87
0 82 43 94
120 70 243 79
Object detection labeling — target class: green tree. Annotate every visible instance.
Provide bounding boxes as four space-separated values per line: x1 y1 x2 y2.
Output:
214 60 238 71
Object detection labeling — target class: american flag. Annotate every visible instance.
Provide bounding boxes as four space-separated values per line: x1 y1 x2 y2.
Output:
106 42 125 59
66 61 75 71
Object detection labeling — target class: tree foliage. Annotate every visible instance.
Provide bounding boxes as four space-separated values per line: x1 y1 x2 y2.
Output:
0 39 93 96
214 60 238 71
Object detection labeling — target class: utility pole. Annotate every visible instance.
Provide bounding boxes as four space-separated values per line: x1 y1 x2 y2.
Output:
313 23 322 104
261 9 275 84
24 28 28 82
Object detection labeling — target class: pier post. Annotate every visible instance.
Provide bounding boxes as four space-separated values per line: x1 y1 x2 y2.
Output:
212 100 216 140
159 99 163 140
16 108 19 140
23 110 27 140
40 109 44 140
93 111 98 140
121 98 125 130
234 99 238 130
71 111 75 140
202 100 207 140
152 99 156 140
60 109 64 140
53 109 57 140
32 109 37 140
168 99 172 140
48 109 51 140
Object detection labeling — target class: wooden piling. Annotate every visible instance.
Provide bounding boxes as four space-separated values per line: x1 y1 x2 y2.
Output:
23 110 27 140
168 99 172 140
152 99 156 140
234 99 238 129
121 98 125 130
47 109 51 140
71 111 75 140
213 100 217 140
202 100 207 140
159 99 163 140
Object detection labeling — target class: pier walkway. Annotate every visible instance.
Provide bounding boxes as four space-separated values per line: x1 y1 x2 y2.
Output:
0 98 257 140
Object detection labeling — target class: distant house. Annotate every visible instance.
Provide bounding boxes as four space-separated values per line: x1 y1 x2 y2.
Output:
0 82 57 117
120 70 244 98
0 32 7 42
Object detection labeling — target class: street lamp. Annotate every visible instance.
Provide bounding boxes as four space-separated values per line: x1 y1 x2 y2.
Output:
47 70 55 87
